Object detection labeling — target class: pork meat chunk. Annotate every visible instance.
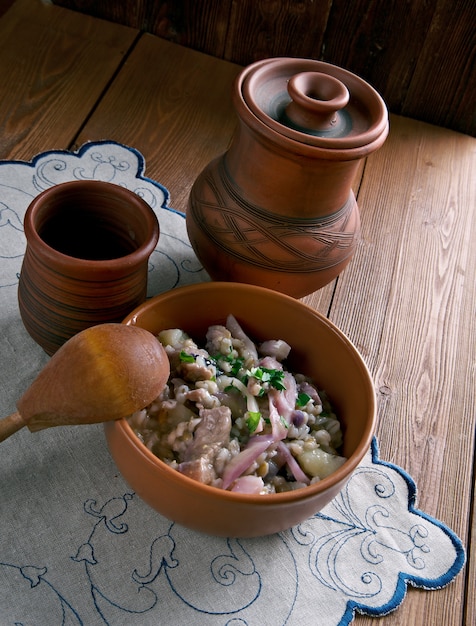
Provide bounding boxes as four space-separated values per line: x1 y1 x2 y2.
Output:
178 406 232 484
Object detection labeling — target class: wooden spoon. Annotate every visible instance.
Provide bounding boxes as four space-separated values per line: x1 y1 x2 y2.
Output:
0 323 170 442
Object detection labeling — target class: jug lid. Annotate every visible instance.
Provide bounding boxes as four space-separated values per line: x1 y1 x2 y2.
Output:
239 58 388 151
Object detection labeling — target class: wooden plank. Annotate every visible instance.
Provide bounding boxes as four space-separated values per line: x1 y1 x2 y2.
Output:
467 503 476 626
74 35 241 214
167 0 232 58
0 0 138 160
223 0 332 64
53 0 234 58
49 0 475 135
321 0 438 112
301 284 335 317
402 0 476 137
329 115 475 624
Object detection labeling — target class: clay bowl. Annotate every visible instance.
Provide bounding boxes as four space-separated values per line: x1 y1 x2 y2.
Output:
104 282 376 537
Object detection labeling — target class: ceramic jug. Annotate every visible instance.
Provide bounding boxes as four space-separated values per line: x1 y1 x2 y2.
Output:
187 58 389 298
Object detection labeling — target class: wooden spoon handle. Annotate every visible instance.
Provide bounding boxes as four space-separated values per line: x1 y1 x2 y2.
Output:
0 411 25 442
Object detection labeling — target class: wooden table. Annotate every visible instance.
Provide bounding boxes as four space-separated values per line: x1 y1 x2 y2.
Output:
0 1 474 623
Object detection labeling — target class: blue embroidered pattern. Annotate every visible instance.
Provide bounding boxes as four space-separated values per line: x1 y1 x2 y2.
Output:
0 144 465 625
1 437 464 625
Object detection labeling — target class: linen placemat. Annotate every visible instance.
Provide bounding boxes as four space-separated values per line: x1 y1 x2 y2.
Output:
0 142 465 625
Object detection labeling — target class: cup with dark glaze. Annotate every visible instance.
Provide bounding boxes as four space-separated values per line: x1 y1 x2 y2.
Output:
18 180 159 355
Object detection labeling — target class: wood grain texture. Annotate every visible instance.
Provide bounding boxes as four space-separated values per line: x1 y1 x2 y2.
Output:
51 0 475 135
300 284 335 318
74 36 241 215
331 115 475 624
402 0 476 136
467 506 476 626
0 0 137 160
224 0 331 65
328 0 474 137
0 1 473 621
169 0 231 58
320 1 438 120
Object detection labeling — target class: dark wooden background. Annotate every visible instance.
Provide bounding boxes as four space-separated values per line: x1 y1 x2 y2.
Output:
50 0 475 136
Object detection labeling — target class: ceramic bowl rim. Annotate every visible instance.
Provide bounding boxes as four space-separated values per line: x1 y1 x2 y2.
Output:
24 180 160 269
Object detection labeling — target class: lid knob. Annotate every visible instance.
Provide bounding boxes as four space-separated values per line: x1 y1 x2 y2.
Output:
285 72 350 133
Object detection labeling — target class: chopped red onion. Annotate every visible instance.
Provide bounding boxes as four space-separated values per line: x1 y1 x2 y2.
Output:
268 394 288 441
270 372 297 421
276 442 310 485
298 380 322 406
222 433 275 490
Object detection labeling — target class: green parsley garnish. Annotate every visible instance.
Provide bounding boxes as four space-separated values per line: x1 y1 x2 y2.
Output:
230 357 245 377
179 351 195 363
280 416 290 429
247 366 286 391
296 392 312 407
212 353 244 377
246 411 261 433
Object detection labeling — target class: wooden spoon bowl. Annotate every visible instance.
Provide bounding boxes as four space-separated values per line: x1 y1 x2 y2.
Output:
0 323 169 442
